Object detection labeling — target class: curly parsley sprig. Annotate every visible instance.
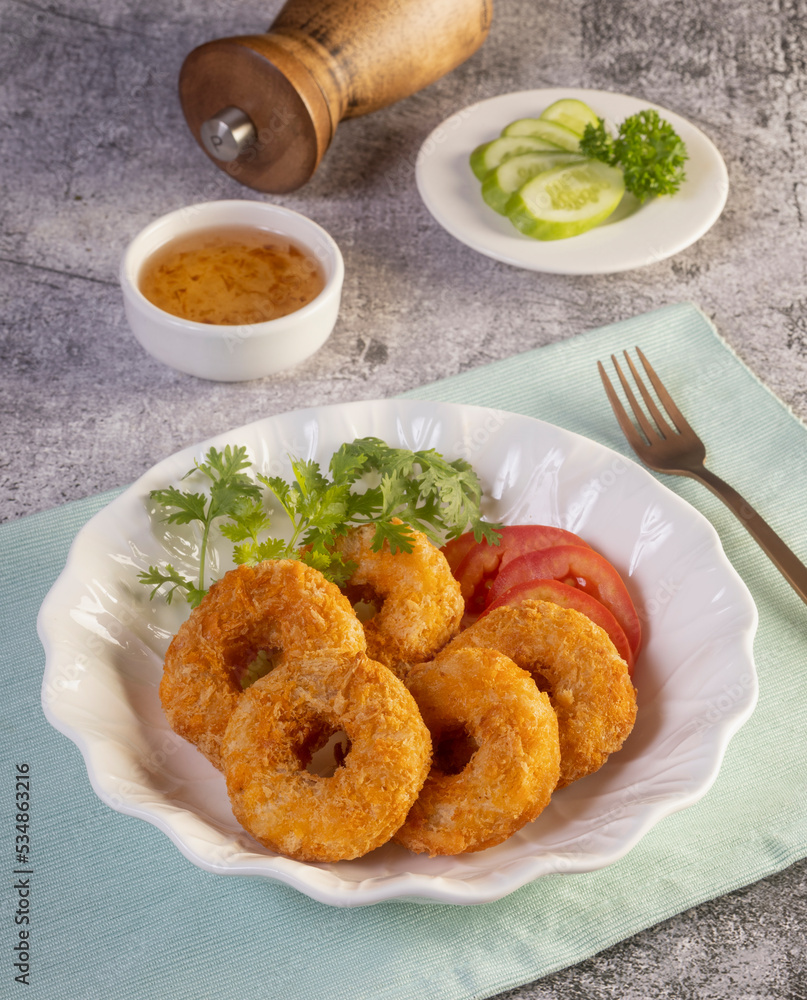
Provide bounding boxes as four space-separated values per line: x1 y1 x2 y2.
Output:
138 436 501 606
579 109 688 202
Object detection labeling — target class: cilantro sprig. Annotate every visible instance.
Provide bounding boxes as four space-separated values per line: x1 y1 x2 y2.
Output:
138 445 262 606
138 436 501 606
579 109 688 202
325 438 494 550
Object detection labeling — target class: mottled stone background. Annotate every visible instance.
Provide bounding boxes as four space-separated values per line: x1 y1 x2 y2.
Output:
2 0 806 996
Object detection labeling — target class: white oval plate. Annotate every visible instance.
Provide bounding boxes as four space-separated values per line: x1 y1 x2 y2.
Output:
416 88 729 274
38 399 757 906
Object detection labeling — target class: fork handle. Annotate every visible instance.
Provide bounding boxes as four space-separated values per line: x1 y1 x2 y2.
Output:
685 465 807 604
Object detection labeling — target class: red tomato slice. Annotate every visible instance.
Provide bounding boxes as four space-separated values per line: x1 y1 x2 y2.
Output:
485 545 642 656
483 578 635 672
446 524 591 618
440 532 481 574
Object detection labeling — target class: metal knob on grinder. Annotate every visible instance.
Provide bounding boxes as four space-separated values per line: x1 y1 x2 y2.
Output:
180 0 492 193
199 107 257 163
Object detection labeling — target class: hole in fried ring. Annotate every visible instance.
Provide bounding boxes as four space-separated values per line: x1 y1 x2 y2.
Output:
432 725 479 776
222 652 432 862
395 646 560 856
343 582 384 623
304 728 351 778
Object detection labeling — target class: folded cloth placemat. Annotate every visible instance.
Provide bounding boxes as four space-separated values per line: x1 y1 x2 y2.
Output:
3 302 805 1000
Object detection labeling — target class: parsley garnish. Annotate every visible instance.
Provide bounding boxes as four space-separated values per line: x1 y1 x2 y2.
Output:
139 436 501 606
579 109 688 202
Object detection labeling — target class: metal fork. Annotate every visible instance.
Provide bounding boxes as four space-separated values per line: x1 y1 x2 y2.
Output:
598 347 807 605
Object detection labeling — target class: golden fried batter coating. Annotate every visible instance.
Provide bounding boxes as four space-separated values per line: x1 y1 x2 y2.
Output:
160 560 366 771
446 600 637 788
221 652 432 862
394 646 560 856
333 523 464 678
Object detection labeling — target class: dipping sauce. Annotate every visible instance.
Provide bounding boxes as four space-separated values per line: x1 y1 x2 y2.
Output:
138 225 325 325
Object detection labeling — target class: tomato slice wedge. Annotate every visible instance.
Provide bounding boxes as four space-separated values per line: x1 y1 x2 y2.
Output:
445 524 591 618
485 544 642 656
483 578 635 672
440 532 482 574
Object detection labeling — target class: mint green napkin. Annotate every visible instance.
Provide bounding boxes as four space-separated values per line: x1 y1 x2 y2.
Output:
3 302 805 1000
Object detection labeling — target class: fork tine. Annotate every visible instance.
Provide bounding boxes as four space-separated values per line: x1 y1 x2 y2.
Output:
634 346 694 436
597 360 648 453
608 353 661 444
622 351 677 439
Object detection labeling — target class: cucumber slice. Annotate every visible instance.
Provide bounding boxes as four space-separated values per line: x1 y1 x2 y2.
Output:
538 98 600 136
469 134 566 181
506 160 626 240
500 118 582 152
481 151 586 215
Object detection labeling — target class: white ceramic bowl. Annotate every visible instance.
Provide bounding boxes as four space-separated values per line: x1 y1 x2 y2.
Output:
120 200 344 381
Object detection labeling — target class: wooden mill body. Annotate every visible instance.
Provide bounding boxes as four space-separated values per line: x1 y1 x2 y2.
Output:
180 0 492 192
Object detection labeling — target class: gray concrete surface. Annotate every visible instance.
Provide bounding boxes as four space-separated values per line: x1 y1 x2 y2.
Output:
2 0 806 996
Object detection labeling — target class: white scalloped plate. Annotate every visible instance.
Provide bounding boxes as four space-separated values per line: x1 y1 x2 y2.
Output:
38 400 757 906
416 88 729 274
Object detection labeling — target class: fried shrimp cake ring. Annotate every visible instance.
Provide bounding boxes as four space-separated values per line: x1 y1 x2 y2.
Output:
332 522 463 677
221 652 432 862
394 646 560 856
446 600 637 788
160 559 365 771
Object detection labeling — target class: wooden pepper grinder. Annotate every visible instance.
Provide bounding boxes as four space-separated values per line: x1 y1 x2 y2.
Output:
179 0 492 192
